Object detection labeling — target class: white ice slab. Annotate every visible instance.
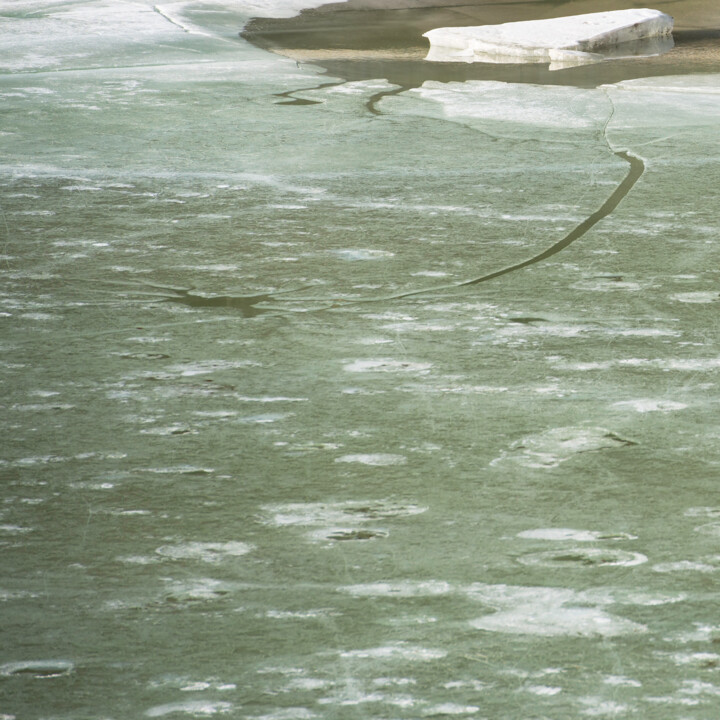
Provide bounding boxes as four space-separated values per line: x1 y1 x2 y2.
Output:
424 8 673 67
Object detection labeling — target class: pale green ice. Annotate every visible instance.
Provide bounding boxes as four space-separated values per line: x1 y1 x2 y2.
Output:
2 1 720 718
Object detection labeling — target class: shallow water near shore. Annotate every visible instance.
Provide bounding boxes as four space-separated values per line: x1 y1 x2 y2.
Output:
2 1 720 718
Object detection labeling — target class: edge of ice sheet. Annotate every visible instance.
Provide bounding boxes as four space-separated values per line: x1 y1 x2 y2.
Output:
604 73 720 95
423 8 673 67
155 0 347 22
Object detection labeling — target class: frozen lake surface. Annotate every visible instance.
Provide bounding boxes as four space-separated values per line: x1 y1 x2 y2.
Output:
2 0 720 717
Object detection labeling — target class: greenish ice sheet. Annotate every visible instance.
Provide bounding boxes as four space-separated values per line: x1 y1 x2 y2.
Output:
1 1 720 718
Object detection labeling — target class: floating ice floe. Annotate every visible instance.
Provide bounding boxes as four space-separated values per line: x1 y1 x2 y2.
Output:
424 8 673 70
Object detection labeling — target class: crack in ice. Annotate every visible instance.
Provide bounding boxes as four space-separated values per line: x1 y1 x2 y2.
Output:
382 89 645 300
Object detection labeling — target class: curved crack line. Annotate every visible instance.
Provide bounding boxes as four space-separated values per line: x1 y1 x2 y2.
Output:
384 149 644 302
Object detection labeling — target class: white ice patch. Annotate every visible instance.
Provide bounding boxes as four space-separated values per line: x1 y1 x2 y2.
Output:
163 359 260 376
260 501 426 542
380 321 455 333
523 686 562 696
412 271 449 278
653 560 719 573
0 524 34 535
162 578 236 602
145 700 233 717
659 651 720 668
139 465 214 475
116 555 161 565
331 249 394 261
694 523 720 536
579 698 632 716
467 583 647 638
672 292 718 304
338 581 650 638
472 606 644 638
612 399 686 412
334 454 407 466
551 356 720 372
235 396 307 403
517 548 648 568
604 675 642 688
410 81 604 130
338 581 452 598
239 413 293 424
424 703 480 715
493 426 635 469
264 609 337 620
608 73 720 96
155 541 253 563
517 529 637 542
593 589 685 606
339 644 447 661
247 710 318 720
343 359 432 374
0 660 74 678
